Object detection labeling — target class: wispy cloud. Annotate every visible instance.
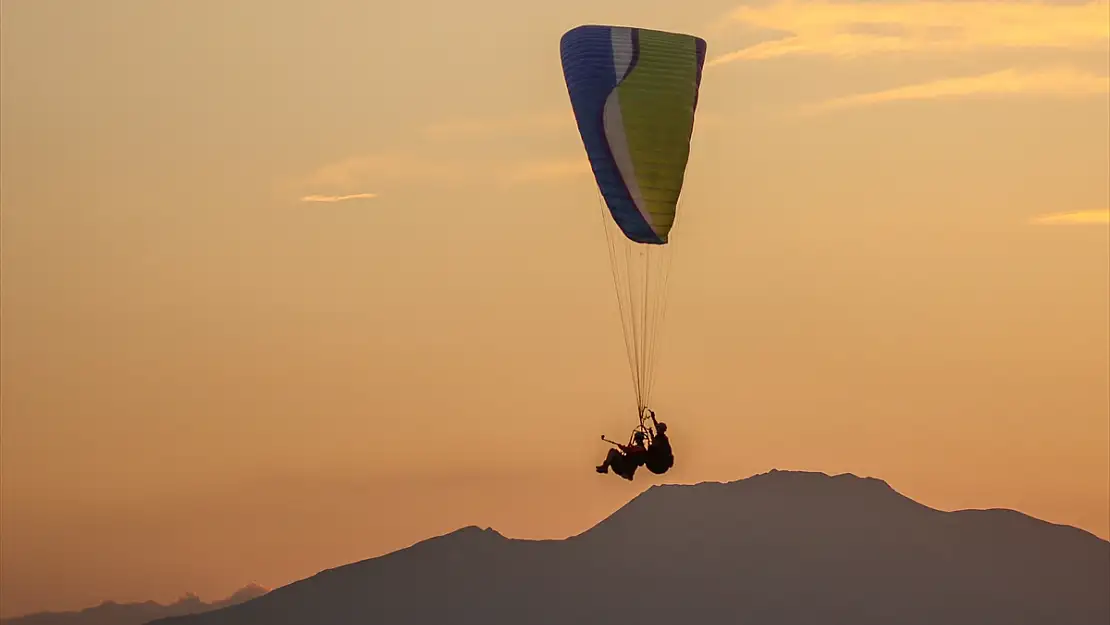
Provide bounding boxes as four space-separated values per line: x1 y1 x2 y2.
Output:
300 193 378 203
291 150 593 201
801 67 1110 113
499 158 592 186
301 152 470 189
1028 209 1110 225
290 110 594 201
709 0 1110 66
283 152 473 203
421 111 571 140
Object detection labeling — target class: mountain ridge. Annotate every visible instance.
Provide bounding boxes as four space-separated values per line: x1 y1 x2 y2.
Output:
1 585 268 625
148 469 1110 625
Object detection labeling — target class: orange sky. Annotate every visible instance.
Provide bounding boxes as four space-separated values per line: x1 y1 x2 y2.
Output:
2 0 1108 617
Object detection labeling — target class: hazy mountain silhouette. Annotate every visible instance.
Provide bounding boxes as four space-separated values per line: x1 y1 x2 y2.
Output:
147 470 1108 624
1 585 268 625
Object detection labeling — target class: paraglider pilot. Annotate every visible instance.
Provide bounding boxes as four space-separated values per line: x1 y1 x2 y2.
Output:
642 410 673 475
596 431 648 481
596 409 675 480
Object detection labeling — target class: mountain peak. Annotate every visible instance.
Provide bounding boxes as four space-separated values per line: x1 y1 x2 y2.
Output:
655 468 898 492
442 525 504 539
387 524 506 553
578 468 920 543
223 584 268 604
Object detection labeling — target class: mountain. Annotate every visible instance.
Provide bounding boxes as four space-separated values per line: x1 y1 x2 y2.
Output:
152 470 1109 624
2 585 268 625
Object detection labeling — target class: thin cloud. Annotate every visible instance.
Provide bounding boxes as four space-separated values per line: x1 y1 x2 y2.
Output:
709 0 1110 66
800 67 1109 113
300 193 379 203
293 151 590 199
291 109 593 200
1028 209 1110 225
301 152 469 188
500 158 592 185
422 111 571 139
289 151 478 204
285 152 472 203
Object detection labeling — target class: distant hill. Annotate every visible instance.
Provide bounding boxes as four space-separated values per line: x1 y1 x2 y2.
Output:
1 585 267 625
149 470 1110 625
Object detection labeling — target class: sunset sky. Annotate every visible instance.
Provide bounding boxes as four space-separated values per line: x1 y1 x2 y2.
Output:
2 0 1108 617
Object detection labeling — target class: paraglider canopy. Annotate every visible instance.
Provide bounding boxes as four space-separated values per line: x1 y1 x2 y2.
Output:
560 24 707 246
560 24 707 420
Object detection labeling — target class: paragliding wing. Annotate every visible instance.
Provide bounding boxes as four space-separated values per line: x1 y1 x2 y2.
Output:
560 25 707 245
560 25 707 416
